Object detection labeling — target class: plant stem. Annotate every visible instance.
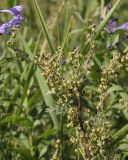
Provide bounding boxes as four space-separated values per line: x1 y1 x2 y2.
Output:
60 113 64 160
77 94 91 160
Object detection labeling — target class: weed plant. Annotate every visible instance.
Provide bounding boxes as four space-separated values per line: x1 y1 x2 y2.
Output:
0 0 128 160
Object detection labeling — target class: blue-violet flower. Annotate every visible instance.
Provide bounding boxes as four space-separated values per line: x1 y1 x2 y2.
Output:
0 5 24 35
107 18 128 33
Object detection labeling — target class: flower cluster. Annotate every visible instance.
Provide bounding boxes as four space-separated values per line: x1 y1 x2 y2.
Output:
84 26 96 77
35 47 85 108
97 52 128 110
85 52 128 159
67 107 77 128
51 139 61 160
34 22 128 159
34 27 98 159
0 5 24 35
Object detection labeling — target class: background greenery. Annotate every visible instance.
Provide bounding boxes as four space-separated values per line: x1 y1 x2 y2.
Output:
0 0 128 159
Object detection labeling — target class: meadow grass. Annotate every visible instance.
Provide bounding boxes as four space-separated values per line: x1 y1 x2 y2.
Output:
0 0 128 159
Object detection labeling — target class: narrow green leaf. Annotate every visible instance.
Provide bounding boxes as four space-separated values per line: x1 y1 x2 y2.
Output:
39 146 48 158
19 34 59 131
112 103 127 110
0 114 15 124
17 148 35 160
38 128 56 140
28 90 41 107
17 118 33 127
107 84 123 94
33 0 55 54
62 16 72 49
35 69 54 107
95 0 121 38
113 124 128 141
47 108 60 131
18 33 54 107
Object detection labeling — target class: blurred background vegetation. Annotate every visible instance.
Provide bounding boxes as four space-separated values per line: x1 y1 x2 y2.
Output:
0 0 128 160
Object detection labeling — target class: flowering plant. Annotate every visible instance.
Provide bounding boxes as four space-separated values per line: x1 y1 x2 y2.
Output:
0 1 128 160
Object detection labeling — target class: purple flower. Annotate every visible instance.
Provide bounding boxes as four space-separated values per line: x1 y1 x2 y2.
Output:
9 15 24 26
106 18 128 33
117 23 128 31
0 5 24 16
0 22 11 35
106 18 118 33
0 5 24 35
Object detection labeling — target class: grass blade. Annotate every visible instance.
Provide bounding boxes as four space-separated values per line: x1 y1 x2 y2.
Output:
95 0 121 38
112 124 128 143
19 33 59 130
33 0 55 55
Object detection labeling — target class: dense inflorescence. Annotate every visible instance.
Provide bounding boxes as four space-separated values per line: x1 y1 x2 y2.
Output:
51 139 61 160
35 47 85 108
83 51 128 159
34 28 94 159
34 25 121 159
35 47 89 158
35 37 128 159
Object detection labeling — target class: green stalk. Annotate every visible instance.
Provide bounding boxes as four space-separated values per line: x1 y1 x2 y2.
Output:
48 108 60 131
33 0 55 55
95 0 121 38
60 112 64 159
61 16 72 49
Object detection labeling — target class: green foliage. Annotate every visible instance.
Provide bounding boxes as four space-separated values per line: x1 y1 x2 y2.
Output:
0 0 128 160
